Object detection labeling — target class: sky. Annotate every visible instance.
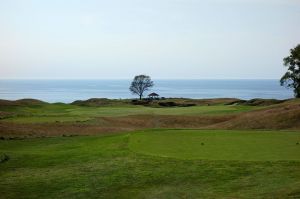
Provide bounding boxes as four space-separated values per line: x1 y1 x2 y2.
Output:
0 0 299 79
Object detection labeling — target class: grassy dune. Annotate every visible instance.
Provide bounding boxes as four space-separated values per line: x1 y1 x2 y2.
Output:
1 130 300 198
1 98 300 138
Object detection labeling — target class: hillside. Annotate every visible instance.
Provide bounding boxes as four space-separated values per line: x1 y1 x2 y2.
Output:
0 98 299 138
212 99 300 130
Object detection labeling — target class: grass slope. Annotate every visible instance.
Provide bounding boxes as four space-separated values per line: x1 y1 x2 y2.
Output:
1 130 300 198
213 99 300 130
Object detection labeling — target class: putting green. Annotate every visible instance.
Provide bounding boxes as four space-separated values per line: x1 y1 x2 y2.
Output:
129 130 300 161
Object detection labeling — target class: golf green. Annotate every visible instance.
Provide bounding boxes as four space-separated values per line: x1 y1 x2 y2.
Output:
129 130 300 161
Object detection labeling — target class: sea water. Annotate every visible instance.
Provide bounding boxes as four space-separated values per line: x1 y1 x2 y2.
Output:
0 79 293 103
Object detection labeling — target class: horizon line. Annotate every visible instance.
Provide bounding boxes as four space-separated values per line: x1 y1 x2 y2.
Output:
0 78 280 80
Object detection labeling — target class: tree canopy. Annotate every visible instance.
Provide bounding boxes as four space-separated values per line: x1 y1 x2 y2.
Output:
280 44 300 98
129 75 154 100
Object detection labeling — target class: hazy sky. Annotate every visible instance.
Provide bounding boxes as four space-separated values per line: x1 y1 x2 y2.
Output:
0 0 299 79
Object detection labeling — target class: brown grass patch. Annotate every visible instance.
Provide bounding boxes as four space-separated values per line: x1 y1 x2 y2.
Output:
211 100 300 130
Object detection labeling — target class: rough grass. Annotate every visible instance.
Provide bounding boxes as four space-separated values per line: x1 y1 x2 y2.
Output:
3 116 92 123
129 129 300 161
1 131 300 199
213 99 300 130
0 114 234 138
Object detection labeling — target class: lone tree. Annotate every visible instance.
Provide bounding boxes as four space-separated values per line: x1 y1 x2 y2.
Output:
129 75 154 100
280 44 300 98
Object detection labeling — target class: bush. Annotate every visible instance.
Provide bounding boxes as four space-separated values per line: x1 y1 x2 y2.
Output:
180 103 196 107
158 102 177 107
158 101 196 107
0 154 9 163
131 100 150 105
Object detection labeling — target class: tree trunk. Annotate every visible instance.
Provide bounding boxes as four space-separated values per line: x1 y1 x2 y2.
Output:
139 95 142 100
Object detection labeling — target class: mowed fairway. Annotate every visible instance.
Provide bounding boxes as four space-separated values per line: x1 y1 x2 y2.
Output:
129 130 300 161
1 130 300 198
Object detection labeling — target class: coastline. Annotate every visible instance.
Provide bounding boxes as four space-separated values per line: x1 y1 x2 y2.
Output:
0 79 293 102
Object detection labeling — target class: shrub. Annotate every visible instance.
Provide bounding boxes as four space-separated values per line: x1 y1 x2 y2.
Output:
158 101 177 107
0 154 9 163
131 100 150 105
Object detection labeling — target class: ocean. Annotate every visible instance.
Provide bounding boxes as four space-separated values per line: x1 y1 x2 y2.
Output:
0 79 293 103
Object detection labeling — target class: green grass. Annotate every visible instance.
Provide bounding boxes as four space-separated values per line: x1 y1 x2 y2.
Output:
1 130 300 198
1 103 258 123
129 129 300 161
